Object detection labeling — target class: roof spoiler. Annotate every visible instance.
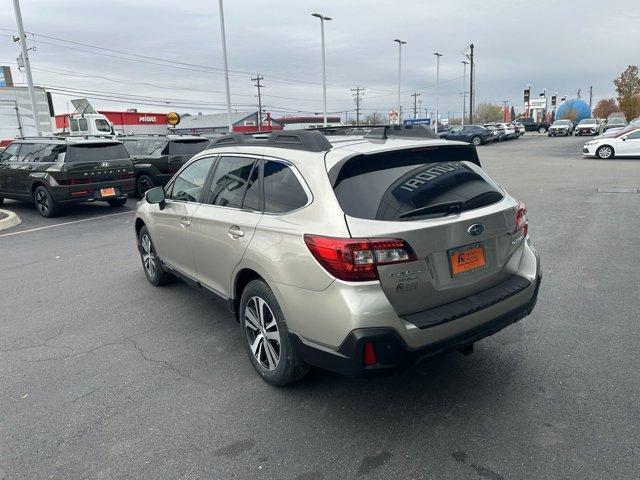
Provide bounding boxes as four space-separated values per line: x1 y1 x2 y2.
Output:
210 129 332 152
364 124 439 140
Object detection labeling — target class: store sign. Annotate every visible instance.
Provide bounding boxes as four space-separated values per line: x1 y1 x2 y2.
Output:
529 98 546 109
167 112 181 126
403 118 431 126
139 115 157 123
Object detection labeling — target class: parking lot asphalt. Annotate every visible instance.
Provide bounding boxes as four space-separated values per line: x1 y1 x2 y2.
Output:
1 134 639 480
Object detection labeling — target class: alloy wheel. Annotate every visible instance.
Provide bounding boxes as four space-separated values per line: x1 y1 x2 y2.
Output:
138 176 153 195
244 296 281 371
35 190 49 215
598 146 613 159
140 233 157 279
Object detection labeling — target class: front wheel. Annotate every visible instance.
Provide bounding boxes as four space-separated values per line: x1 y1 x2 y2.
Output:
240 279 309 386
596 145 614 159
107 197 127 208
138 226 173 286
33 185 59 218
471 136 482 146
538 126 547 134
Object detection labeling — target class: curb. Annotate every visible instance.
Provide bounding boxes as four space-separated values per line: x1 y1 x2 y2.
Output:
0 209 22 231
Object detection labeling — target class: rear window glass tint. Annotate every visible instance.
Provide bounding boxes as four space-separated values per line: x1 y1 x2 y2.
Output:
65 143 129 163
263 161 308 213
169 139 210 156
332 147 501 221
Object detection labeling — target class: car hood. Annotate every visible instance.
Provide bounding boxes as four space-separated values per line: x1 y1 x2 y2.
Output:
550 125 569 129
577 124 596 128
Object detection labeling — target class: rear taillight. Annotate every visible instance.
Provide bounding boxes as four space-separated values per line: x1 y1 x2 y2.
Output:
59 178 92 186
514 202 528 237
303 234 417 282
119 171 134 180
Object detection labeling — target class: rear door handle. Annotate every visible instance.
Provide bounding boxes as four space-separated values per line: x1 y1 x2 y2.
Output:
228 225 244 238
179 217 191 228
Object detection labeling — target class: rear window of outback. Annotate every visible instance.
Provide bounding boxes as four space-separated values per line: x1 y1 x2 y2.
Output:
331 146 503 221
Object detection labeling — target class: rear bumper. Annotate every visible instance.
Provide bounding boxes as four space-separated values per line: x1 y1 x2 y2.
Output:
291 274 541 377
51 180 135 204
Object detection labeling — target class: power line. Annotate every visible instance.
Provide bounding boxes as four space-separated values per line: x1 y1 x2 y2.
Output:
351 85 364 125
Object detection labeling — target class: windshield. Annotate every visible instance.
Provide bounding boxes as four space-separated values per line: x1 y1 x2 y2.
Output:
553 120 571 125
578 119 596 125
95 119 111 132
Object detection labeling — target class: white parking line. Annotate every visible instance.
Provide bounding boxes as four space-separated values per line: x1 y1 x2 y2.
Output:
0 210 134 238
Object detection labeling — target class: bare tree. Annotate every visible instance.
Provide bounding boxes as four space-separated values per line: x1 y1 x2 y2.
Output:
474 103 502 123
363 112 385 125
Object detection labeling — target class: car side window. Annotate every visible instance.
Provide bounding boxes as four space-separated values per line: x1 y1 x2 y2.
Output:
242 162 261 211
0 144 20 163
206 156 256 208
18 143 62 163
263 161 308 214
626 130 640 140
168 156 215 203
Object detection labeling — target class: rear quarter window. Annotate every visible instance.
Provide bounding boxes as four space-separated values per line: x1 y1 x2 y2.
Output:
168 139 210 156
65 143 130 163
332 147 501 221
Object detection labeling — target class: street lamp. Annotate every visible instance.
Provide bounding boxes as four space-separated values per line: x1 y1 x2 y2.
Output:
434 52 443 133
461 60 469 125
394 39 406 123
312 12 332 127
217 0 233 132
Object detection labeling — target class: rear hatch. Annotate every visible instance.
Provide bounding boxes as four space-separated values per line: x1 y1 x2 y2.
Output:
168 138 210 172
330 145 525 316
63 142 133 183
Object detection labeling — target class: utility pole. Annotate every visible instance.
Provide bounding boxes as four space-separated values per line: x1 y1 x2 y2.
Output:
468 44 474 125
461 61 468 125
589 85 593 112
351 85 364 125
12 0 41 136
252 74 264 131
217 0 233 132
434 52 443 132
411 92 421 119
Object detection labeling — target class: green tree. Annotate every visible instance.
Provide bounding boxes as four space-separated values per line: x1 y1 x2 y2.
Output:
474 103 503 123
593 98 621 119
614 65 640 120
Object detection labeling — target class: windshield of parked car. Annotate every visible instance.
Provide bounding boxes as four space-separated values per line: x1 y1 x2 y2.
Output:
332 146 502 221
553 120 571 125
578 119 596 125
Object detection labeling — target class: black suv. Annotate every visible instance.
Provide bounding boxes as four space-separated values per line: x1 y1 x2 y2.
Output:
120 135 210 197
0 137 134 217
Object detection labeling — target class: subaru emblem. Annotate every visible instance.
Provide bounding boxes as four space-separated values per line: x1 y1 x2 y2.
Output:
100 162 110 167
468 223 484 236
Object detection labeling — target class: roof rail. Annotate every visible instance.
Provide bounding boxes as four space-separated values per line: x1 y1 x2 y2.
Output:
364 124 439 140
16 135 65 141
210 129 332 152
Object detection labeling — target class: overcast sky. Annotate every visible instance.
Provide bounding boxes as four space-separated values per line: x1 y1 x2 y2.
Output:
1 0 638 119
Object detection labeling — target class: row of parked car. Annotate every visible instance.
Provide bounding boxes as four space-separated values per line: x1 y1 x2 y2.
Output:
0 134 211 217
548 117 629 137
437 122 524 146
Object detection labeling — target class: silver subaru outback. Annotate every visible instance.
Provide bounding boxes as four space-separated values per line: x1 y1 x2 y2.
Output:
134 127 541 385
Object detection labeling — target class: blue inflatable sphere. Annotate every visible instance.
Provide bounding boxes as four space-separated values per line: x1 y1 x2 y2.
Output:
556 98 591 122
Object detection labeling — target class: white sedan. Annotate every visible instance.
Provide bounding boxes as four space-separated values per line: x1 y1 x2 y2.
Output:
583 127 640 159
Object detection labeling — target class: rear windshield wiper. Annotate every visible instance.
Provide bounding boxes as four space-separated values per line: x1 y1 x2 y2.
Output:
399 201 464 219
398 191 503 219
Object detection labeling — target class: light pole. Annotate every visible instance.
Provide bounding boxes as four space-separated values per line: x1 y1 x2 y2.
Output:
217 0 233 132
393 39 406 124
12 0 40 136
461 60 469 125
312 13 332 127
434 52 443 133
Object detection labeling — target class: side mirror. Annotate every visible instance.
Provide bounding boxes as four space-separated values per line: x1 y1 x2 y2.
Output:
145 186 166 209
621 136 627 141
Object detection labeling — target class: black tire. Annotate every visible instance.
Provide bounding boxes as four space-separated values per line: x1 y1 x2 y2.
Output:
596 145 614 159
0 197 4 207
107 197 128 208
538 126 547 134
239 279 309 386
471 136 482 146
136 174 154 198
33 185 59 218
138 226 174 286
